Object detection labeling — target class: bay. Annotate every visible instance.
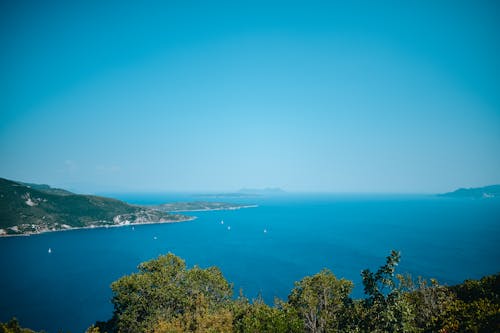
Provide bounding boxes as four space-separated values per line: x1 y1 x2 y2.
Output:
0 194 499 333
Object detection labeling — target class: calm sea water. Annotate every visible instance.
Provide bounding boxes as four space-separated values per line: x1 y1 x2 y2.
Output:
1 194 499 333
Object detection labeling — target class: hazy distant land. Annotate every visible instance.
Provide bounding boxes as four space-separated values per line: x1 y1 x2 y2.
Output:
152 201 257 212
196 187 286 198
0 178 254 236
4 177 498 237
439 185 500 198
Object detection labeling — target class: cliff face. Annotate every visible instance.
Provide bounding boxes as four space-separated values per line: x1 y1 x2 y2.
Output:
0 178 188 236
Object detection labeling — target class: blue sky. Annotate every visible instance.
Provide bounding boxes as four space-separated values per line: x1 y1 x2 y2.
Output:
1 0 499 193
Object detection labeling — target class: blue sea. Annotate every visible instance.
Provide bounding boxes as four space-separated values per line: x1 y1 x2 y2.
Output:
0 194 499 333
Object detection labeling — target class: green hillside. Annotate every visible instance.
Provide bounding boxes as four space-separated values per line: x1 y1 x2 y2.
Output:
0 178 189 235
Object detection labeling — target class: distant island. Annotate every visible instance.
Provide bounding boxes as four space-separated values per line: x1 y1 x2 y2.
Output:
195 193 261 199
0 178 254 236
438 185 500 198
238 187 286 195
152 201 257 212
197 187 286 198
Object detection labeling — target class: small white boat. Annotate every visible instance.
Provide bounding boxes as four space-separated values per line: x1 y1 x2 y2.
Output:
48 248 52 254
153 236 157 240
227 226 231 230
221 220 224 225
264 229 267 233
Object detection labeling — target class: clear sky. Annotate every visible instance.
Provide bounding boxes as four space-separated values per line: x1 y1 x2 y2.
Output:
1 0 499 193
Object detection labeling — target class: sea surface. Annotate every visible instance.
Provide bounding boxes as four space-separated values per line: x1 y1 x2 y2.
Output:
0 194 499 333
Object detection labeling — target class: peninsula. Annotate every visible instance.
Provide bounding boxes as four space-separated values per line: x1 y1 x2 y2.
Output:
0 178 254 236
152 201 257 212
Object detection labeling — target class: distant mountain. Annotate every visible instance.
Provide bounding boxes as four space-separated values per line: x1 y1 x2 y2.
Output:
0 178 190 236
195 192 261 198
438 185 500 198
238 187 286 195
194 188 286 198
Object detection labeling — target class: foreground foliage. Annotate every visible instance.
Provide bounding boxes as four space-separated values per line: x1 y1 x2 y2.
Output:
0 318 40 333
87 251 500 333
3 252 499 333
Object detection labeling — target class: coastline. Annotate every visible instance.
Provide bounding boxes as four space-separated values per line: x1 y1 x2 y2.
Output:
0 204 258 238
0 216 198 238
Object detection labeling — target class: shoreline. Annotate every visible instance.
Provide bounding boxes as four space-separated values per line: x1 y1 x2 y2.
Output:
0 216 197 238
0 204 258 238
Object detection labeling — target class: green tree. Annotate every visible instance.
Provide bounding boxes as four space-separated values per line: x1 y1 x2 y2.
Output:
153 293 233 333
107 253 233 333
443 273 500 333
232 296 301 333
0 318 39 333
288 268 353 333
360 250 417 332
401 276 456 332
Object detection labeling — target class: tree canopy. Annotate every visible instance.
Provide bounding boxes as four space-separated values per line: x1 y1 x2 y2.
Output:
88 251 499 333
5 251 499 333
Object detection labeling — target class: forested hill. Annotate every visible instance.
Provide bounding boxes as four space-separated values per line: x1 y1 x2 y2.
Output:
0 178 189 236
439 185 500 198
